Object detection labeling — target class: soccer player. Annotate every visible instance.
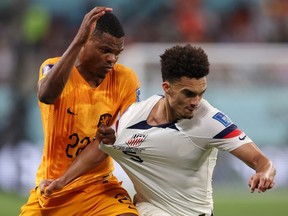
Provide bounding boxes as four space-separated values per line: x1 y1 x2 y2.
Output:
20 7 140 216
40 45 276 216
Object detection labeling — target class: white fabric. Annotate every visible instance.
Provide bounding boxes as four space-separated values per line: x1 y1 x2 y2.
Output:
100 95 252 216
136 202 172 216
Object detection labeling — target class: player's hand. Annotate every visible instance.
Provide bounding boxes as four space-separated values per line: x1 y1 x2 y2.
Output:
75 6 113 45
39 178 64 196
248 170 276 193
97 124 116 145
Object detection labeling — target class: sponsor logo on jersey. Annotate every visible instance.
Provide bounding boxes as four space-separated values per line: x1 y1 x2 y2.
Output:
239 133 247 140
98 113 112 127
67 107 77 115
212 112 232 127
114 145 145 153
42 64 54 76
125 133 147 147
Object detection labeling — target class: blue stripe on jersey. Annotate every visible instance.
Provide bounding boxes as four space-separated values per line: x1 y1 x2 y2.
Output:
127 120 179 131
213 124 238 139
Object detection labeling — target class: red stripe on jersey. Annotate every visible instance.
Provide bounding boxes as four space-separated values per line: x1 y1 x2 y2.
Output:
223 128 242 138
214 124 242 139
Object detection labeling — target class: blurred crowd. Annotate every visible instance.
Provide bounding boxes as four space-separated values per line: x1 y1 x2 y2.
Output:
0 0 288 193
1 0 288 146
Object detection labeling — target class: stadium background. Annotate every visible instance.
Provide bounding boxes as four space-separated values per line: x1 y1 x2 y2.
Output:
0 0 287 215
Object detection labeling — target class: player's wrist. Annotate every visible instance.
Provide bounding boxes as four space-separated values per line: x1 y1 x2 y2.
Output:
93 136 100 144
54 177 66 189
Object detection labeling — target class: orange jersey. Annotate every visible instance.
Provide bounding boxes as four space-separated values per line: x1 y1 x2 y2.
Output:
36 57 140 192
20 176 139 215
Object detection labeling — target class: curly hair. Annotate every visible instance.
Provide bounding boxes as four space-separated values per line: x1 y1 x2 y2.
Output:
92 12 125 38
160 45 210 82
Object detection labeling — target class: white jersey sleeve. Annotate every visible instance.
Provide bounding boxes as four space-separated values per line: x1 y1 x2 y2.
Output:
177 99 252 152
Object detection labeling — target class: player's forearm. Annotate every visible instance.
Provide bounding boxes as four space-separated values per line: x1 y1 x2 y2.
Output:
58 139 109 186
37 40 83 104
237 143 274 174
231 142 265 170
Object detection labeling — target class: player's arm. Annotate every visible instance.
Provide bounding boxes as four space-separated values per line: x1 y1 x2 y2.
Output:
230 142 276 193
41 138 107 195
40 125 115 196
37 7 112 104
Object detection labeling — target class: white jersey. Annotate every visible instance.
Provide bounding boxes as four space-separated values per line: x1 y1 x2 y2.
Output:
100 95 252 216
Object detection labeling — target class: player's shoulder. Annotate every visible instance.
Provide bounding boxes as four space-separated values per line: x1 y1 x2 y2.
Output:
118 95 161 132
113 63 137 77
198 99 234 129
41 57 60 67
39 57 60 77
198 99 221 118
112 63 139 87
203 98 232 119
177 99 234 137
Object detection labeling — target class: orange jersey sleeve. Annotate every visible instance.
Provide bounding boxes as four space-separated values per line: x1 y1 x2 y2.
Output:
35 58 140 192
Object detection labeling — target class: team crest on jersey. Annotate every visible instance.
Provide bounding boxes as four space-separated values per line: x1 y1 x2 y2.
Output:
98 113 112 126
212 112 232 127
42 64 54 76
125 133 147 147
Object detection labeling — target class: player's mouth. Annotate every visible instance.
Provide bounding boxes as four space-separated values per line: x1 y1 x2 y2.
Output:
187 104 198 112
187 107 195 113
103 66 113 72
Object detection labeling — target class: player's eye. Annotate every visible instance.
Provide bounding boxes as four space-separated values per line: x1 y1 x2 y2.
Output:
99 48 110 53
183 90 197 98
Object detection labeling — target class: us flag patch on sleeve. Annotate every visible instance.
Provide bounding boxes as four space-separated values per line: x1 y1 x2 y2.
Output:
42 64 54 76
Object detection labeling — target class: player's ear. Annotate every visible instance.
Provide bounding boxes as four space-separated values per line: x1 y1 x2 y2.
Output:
162 81 171 95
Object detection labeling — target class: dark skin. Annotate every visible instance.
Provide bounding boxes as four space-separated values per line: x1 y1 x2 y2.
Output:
39 125 115 195
76 33 124 87
37 7 137 216
37 7 124 103
40 125 138 216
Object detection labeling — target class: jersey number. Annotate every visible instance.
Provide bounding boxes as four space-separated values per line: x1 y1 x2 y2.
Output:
123 151 143 163
66 133 91 158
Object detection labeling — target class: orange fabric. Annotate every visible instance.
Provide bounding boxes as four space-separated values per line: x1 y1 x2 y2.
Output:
20 57 139 215
36 57 139 188
20 176 139 216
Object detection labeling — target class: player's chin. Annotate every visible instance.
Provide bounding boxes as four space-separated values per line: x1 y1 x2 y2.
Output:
98 70 110 79
183 113 194 119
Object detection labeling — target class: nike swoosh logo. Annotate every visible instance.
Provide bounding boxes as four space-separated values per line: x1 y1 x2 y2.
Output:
239 135 247 140
67 107 76 115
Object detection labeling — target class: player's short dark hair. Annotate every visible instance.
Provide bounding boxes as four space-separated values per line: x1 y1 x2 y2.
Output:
160 45 210 82
93 12 125 38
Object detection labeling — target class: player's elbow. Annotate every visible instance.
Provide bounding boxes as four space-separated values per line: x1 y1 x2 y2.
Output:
38 91 57 104
37 84 58 104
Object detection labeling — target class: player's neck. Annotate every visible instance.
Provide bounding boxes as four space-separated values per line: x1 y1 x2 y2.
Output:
76 65 103 88
147 98 175 125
